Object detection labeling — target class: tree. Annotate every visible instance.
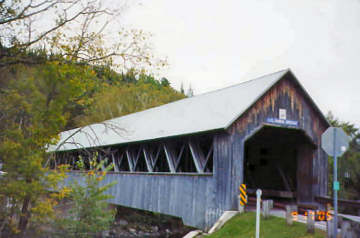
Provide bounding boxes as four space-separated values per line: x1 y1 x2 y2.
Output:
56 156 116 238
0 0 167 73
186 84 194 97
74 72 186 127
180 82 185 94
0 61 96 236
326 112 360 202
0 1 171 236
160 77 170 87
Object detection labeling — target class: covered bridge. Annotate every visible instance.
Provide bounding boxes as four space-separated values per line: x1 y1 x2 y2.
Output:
49 69 330 230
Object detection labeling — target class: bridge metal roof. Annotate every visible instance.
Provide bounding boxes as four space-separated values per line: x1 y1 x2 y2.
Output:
50 69 291 152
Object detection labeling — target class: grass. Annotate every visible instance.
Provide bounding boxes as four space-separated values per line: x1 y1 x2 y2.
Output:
200 212 326 238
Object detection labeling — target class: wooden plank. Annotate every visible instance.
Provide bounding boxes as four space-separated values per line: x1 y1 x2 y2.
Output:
189 140 206 173
149 145 161 169
111 153 119 172
163 143 176 173
125 149 134 172
142 146 154 172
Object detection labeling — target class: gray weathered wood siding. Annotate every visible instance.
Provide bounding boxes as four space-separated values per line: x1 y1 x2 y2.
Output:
226 73 329 209
65 172 219 230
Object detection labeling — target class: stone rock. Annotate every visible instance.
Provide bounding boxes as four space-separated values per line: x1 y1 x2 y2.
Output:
118 219 128 226
151 226 159 232
102 230 110 237
165 228 171 233
129 228 136 234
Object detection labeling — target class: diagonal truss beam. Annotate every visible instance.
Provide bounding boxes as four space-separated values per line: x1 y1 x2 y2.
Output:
143 145 154 172
55 135 214 174
188 140 206 173
163 143 176 173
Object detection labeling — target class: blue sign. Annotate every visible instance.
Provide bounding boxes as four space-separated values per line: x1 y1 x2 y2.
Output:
266 118 298 127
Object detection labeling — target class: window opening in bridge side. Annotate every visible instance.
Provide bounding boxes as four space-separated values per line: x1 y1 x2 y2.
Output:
176 143 197 173
52 135 214 174
198 136 214 173
101 149 115 171
111 148 126 172
71 151 81 170
118 149 130 171
79 149 92 170
134 147 148 172
153 145 170 172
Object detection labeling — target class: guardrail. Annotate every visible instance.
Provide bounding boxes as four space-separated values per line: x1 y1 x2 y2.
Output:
315 196 360 216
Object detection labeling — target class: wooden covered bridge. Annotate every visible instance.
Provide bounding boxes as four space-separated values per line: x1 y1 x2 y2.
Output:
49 69 330 230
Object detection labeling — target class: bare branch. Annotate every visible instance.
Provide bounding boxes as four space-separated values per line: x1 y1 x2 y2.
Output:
0 1 57 25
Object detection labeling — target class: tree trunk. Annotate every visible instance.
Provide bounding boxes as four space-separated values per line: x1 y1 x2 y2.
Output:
17 196 31 237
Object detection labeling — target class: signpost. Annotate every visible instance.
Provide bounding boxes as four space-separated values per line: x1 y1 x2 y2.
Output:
321 127 350 238
256 189 262 238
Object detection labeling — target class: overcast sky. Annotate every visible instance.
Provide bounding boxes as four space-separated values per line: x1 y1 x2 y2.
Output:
120 0 360 127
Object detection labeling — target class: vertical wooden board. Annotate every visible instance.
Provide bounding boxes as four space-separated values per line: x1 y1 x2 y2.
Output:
151 175 158 212
128 175 135 207
312 149 320 199
196 177 207 228
158 177 164 213
297 145 313 203
119 175 126 204
214 135 223 208
172 177 180 216
67 171 214 230
204 177 216 229
218 136 231 211
183 176 194 225
168 177 176 214
172 178 180 215
145 174 152 209
114 175 121 204
111 175 117 202
158 176 163 213
143 176 150 209
125 175 133 206
104 175 113 203
230 136 244 209
138 176 145 209
191 176 199 226
164 176 171 213
225 137 233 211
150 176 157 212
129 175 136 207
117 175 124 204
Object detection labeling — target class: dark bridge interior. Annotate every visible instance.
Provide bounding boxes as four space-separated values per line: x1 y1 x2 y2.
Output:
244 125 316 202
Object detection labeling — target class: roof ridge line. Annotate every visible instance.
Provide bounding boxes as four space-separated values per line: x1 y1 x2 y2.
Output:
193 68 289 98
97 68 290 123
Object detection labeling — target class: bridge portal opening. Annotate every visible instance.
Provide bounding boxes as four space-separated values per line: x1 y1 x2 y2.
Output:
244 125 316 202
